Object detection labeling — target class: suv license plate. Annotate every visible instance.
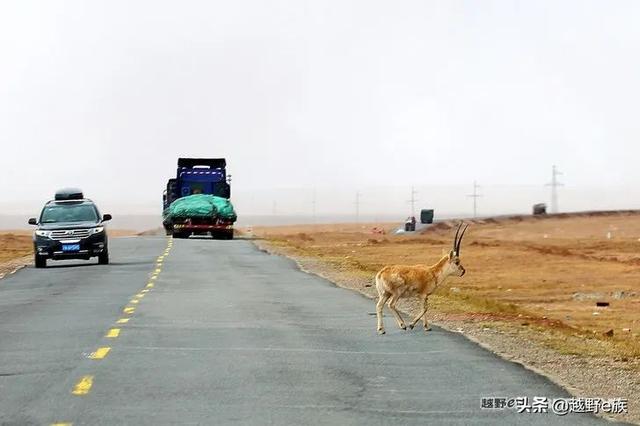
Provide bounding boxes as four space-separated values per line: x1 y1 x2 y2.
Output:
62 244 80 252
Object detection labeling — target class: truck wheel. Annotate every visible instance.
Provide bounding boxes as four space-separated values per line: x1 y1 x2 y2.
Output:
35 255 47 268
225 230 234 240
173 232 188 239
98 250 109 265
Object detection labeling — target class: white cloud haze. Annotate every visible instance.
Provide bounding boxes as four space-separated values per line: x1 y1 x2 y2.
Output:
2 0 640 221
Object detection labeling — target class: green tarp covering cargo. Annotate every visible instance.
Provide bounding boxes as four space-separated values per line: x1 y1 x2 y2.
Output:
163 194 237 223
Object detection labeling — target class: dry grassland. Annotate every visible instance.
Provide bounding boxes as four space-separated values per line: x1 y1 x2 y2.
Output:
251 212 640 423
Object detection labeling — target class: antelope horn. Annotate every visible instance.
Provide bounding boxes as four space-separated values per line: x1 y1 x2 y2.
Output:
455 224 469 256
452 222 462 252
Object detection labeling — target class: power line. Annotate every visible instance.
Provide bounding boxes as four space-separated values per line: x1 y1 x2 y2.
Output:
311 189 317 223
545 165 564 213
407 186 418 217
467 181 483 218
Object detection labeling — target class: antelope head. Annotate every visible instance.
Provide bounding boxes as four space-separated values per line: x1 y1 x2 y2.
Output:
446 223 468 277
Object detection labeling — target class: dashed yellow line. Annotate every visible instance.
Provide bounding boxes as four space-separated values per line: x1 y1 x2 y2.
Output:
89 347 111 359
106 328 120 338
61 245 172 423
71 375 93 395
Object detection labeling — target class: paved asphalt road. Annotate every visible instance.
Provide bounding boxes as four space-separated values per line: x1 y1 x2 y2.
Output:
0 236 620 425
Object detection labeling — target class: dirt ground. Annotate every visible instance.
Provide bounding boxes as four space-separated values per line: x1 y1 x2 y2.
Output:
250 212 640 424
0 231 32 264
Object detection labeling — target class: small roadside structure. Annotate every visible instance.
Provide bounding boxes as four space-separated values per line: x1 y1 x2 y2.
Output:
532 203 547 215
420 209 434 224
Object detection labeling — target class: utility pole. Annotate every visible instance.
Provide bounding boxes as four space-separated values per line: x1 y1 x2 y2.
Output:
407 186 418 217
546 165 563 214
467 181 482 218
355 191 361 223
311 189 317 223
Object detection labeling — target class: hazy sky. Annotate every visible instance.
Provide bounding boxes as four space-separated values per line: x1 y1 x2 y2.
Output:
2 1 640 218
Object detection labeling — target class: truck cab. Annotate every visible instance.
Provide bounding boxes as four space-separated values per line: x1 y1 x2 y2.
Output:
163 158 231 210
162 158 235 239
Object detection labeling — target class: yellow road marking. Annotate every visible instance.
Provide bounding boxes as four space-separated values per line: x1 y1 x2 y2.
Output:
51 423 72 426
135 293 145 298
71 375 93 395
150 275 157 280
141 289 149 293
123 306 135 314
130 299 139 304
146 283 154 288
154 268 162 273
116 318 130 324
106 328 120 338
89 347 111 359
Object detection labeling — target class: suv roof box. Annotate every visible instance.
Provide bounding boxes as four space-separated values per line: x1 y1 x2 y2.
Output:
55 188 84 201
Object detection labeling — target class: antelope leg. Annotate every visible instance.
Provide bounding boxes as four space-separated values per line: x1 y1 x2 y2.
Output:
376 292 391 334
387 295 407 330
409 298 429 329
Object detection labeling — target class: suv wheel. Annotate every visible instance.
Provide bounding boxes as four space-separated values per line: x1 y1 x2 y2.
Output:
35 255 47 268
98 250 109 265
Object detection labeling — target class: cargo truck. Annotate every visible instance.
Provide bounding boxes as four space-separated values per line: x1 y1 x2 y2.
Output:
162 158 236 239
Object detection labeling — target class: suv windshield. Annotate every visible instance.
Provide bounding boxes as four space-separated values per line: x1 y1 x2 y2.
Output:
40 203 98 223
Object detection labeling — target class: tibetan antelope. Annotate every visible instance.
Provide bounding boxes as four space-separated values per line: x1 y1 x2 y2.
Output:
375 223 468 334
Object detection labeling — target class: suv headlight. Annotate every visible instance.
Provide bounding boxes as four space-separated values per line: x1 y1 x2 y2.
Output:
35 230 51 238
92 226 104 234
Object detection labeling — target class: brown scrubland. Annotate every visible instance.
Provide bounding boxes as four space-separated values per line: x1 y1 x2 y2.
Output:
251 212 640 423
